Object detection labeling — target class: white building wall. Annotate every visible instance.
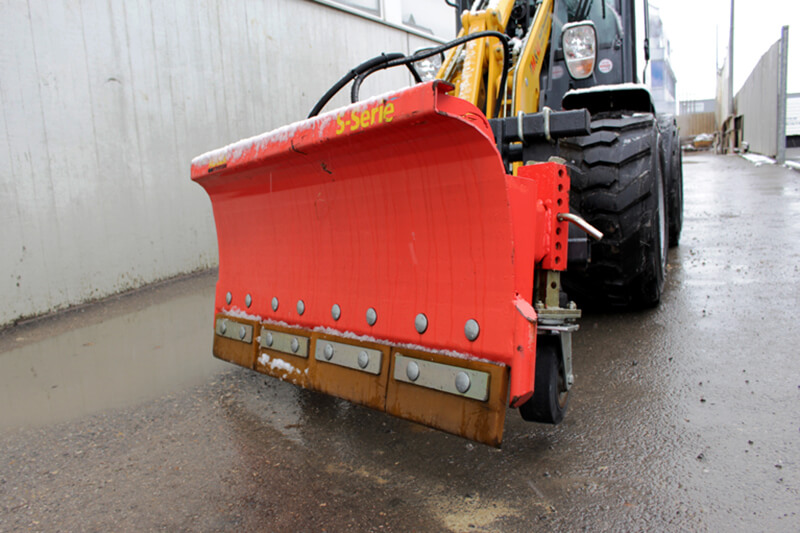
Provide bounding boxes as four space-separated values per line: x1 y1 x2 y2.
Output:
786 94 800 136
0 0 438 326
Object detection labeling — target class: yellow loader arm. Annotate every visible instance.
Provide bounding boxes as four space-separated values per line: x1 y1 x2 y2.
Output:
438 0 554 117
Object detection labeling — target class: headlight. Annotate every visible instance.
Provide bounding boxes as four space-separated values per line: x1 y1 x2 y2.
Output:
412 49 444 82
562 22 597 79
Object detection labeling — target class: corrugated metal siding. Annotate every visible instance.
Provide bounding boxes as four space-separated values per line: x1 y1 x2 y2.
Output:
735 39 780 156
677 112 716 139
0 0 438 326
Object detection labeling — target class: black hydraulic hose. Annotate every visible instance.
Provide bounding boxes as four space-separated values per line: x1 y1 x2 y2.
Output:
405 62 424 84
307 52 405 118
350 31 511 119
350 62 422 103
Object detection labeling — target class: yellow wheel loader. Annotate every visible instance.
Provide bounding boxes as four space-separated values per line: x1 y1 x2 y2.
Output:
191 0 682 446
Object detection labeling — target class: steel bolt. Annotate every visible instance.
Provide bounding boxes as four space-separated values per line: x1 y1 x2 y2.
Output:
291 337 300 353
455 371 471 393
357 350 369 369
406 360 420 382
414 313 428 334
271 297 279 311
464 319 480 341
225 292 232 305
264 332 273 347
220 320 227 334
324 343 334 360
331 304 341 321
297 300 305 315
366 308 377 326
239 326 247 340
245 294 252 308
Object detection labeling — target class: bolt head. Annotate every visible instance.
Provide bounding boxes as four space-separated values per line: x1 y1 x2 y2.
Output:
464 319 480 341
225 292 232 305
220 320 227 334
239 326 247 340
455 371 471 393
414 313 428 334
271 297 279 311
331 304 341 321
297 300 305 315
291 337 300 353
357 351 369 369
324 343 334 360
245 294 252 308
406 360 420 382
366 308 377 326
264 332 273 347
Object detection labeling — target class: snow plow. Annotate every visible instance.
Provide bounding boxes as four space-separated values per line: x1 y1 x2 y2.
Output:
191 0 681 445
191 82 590 446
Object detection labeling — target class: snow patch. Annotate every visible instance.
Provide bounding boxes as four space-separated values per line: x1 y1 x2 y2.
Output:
221 307 263 322
510 37 524 56
564 82 647 98
741 153 775 167
191 88 406 168
258 353 297 374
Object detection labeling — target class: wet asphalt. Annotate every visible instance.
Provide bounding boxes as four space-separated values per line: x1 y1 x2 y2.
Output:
1 152 798 532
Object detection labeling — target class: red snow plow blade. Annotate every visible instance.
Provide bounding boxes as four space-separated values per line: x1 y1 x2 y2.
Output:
191 81 569 446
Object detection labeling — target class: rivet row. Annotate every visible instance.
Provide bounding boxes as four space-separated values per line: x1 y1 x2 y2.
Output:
222 291 479 341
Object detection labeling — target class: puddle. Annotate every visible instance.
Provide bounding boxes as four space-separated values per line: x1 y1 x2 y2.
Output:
0 281 227 430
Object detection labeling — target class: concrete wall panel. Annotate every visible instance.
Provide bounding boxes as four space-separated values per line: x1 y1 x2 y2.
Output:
1 0 437 326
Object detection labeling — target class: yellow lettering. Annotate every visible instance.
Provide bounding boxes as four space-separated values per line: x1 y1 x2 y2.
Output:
336 103 397 133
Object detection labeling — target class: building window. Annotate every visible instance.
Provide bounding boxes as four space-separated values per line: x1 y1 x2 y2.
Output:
321 0 456 41
335 0 380 16
396 0 455 39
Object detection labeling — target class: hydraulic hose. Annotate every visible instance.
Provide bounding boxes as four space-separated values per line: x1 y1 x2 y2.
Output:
308 31 511 119
308 53 405 118
350 31 510 119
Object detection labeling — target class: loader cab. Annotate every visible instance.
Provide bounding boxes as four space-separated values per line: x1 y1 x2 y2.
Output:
541 0 652 112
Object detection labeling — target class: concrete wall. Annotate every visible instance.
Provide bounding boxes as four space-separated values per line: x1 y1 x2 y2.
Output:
0 0 437 326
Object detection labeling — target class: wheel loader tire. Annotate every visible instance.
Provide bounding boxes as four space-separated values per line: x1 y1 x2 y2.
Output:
519 336 568 425
658 115 683 246
558 113 667 309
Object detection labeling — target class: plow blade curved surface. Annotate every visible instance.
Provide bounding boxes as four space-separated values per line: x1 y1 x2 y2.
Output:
192 81 567 445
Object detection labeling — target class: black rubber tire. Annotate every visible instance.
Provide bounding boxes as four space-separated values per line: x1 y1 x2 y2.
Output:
558 113 667 309
519 336 568 425
658 115 683 247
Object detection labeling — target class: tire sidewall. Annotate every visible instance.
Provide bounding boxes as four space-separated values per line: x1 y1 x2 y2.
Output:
647 119 668 304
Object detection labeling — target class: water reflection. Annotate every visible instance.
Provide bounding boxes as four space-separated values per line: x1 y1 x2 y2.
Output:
0 283 226 430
